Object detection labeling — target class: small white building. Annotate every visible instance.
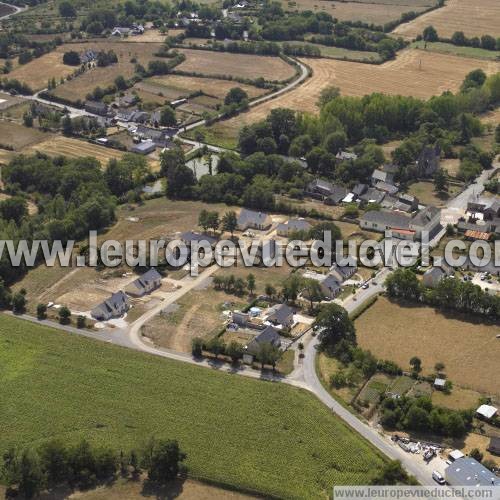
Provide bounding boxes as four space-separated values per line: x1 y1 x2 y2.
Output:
476 404 498 420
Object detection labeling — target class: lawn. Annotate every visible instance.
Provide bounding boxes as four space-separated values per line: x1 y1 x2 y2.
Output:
407 181 462 207
411 41 500 61
0 315 386 499
355 296 500 396
0 120 52 150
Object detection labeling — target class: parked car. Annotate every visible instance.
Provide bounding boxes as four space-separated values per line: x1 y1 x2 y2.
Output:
432 471 445 485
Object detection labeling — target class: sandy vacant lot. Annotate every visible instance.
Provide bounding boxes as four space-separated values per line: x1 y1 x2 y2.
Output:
393 0 500 39
177 48 295 82
355 297 500 396
213 49 499 136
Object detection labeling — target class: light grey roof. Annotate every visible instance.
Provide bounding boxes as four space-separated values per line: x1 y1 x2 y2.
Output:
352 183 367 196
399 193 417 204
445 458 500 487
331 263 357 280
181 231 217 245
372 169 393 184
361 210 411 229
375 181 399 195
327 186 349 204
308 179 334 195
267 303 294 325
108 291 128 308
246 325 281 353
411 206 440 227
360 188 385 204
424 266 445 284
277 218 311 233
238 208 270 227
321 275 342 293
132 141 156 153
336 151 358 161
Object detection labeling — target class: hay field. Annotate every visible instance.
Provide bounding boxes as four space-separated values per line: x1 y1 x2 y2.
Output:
177 48 295 81
26 136 125 165
51 42 163 103
8 51 78 91
205 49 498 145
393 0 500 39
355 297 500 396
283 0 435 24
0 120 52 150
144 74 267 100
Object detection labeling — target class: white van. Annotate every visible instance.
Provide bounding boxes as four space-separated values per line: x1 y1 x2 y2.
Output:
432 471 445 485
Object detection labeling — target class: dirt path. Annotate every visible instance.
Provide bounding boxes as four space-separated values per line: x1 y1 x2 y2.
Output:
170 302 203 352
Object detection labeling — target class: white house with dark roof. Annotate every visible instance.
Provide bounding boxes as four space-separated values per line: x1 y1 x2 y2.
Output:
125 268 162 297
276 218 311 237
91 291 130 321
265 303 294 328
245 325 282 355
237 208 272 231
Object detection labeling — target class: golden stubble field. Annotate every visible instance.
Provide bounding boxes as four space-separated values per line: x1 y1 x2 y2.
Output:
176 48 296 82
355 297 500 396
283 0 435 25
211 49 499 141
393 0 500 39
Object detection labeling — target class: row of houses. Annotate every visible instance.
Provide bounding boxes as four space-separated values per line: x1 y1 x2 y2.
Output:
91 268 162 321
360 206 442 242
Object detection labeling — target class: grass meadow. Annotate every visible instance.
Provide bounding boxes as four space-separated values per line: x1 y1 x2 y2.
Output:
0 315 386 499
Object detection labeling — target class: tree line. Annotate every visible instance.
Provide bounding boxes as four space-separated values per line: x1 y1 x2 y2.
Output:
386 269 500 320
2 437 186 499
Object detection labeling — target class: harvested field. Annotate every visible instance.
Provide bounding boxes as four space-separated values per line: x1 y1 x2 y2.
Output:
26 136 125 165
393 0 500 39
282 40 380 61
283 0 435 24
8 51 78 92
143 74 267 100
73 478 258 500
176 48 295 82
0 120 52 150
209 49 499 143
0 91 24 111
51 42 163 103
355 296 500 396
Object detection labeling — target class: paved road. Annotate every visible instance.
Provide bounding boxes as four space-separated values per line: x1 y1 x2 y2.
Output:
303 267 450 485
176 58 309 151
0 2 25 20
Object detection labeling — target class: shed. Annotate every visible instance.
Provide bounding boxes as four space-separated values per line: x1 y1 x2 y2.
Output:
433 378 446 390
476 404 498 420
132 140 156 155
448 449 465 461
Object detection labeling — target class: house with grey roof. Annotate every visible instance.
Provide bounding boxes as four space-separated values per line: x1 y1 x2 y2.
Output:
360 210 411 233
352 183 368 197
319 275 342 300
237 208 272 231
325 185 349 205
329 263 357 283
125 268 162 297
91 291 130 321
359 187 385 205
180 231 218 247
306 179 335 199
85 100 109 117
409 206 441 239
245 325 282 355
371 169 394 185
336 151 358 162
416 144 440 177
132 140 156 155
445 458 500 487
265 303 294 328
488 436 500 455
422 266 448 289
375 181 398 195
276 218 311 237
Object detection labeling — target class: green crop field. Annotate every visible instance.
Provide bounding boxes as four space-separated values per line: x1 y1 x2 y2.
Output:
0 315 386 499
411 41 500 61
